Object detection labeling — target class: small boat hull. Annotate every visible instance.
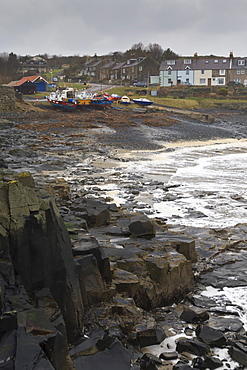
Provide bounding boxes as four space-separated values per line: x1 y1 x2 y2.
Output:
132 98 153 106
47 98 77 109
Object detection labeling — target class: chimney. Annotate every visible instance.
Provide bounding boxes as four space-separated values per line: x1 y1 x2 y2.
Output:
229 51 233 59
194 52 198 60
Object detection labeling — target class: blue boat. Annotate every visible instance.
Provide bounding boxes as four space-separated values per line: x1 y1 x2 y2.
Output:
132 98 153 106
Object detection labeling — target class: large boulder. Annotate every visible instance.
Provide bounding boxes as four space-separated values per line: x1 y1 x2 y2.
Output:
128 215 156 238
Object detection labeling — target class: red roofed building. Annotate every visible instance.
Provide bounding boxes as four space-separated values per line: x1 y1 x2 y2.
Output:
6 75 48 94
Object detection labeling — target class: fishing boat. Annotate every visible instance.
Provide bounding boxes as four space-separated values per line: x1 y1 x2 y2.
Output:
75 90 92 106
111 93 121 101
46 89 77 109
89 93 113 108
132 98 153 106
120 95 130 104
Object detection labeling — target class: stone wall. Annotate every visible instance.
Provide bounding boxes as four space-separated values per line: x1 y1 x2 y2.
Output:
0 86 16 110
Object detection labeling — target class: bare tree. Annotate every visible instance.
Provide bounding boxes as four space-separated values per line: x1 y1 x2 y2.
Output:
146 43 164 62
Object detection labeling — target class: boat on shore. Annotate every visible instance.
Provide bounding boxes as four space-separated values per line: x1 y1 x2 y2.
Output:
46 89 77 109
89 93 113 108
132 98 153 106
75 90 92 106
120 95 130 104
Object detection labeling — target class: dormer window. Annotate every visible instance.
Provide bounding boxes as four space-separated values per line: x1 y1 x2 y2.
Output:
223 59 227 63
184 59 191 64
214 60 218 63
167 60 175 65
238 60 245 65
205 60 209 63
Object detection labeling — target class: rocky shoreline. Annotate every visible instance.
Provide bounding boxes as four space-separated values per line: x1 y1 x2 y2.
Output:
1 107 247 369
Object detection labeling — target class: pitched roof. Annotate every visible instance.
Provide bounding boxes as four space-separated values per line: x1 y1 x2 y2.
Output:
7 75 48 87
122 57 146 69
111 62 125 70
100 61 116 69
160 57 231 71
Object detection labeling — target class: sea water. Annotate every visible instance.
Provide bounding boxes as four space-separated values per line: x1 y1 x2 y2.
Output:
110 140 247 229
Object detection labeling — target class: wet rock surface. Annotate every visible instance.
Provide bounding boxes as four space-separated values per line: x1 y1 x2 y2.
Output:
1 107 247 369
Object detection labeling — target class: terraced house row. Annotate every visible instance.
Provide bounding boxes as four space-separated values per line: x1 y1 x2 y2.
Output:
160 52 247 87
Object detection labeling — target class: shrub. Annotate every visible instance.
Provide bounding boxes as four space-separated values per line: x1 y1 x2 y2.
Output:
217 88 228 96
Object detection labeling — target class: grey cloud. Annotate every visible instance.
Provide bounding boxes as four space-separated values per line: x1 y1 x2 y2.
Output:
1 0 247 57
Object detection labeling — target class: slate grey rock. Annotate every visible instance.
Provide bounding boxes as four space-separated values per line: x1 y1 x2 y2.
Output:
195 324 226 347
176 338 210 356
180 307 209 324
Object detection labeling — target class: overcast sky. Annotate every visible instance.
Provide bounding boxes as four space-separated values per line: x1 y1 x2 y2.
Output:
1 0 247 58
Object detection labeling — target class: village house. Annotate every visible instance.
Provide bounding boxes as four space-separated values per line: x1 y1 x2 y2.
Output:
109 62 125 83
120 56 160 85
159 52 247 87
99 60 116 82
228 55 247 85
23 56 48 73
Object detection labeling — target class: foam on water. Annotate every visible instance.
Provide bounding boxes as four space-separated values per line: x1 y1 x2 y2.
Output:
113 141 247 228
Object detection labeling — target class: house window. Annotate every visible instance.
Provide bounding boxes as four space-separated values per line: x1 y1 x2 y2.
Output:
168 70 172 75
237 70 241 74
201 70 205 74
218 78 224 84
184 59 191 64
238 60 245 65
122 69 125 74
167 60 175 65
127 75 130 79
241 70 245 74
139 66 142 71
219 70 225 75
200 78 206 84
168 78 172 83
186 70 190 75
132 67 134 72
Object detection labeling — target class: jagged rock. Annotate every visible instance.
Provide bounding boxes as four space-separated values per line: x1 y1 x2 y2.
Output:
112 268 141 298
114 249 194 310
0 311 17 333
0 170 84 346
76 254 105 306
208 316 243 332
71 337 131 370
180 307 209 323
134 320 166 347
15 327 55 369
229 345 247 366
128 215 156 237
71 198 111 227
173 362 194 370
72 236 111 283
139 353 162 369
176 338 210 356
192 357 204 369
163 233 197 262
203 355 223 369
0 329 16 366
195 325 226 347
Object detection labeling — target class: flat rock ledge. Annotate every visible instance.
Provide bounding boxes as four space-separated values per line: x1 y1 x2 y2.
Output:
0 169 197 369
